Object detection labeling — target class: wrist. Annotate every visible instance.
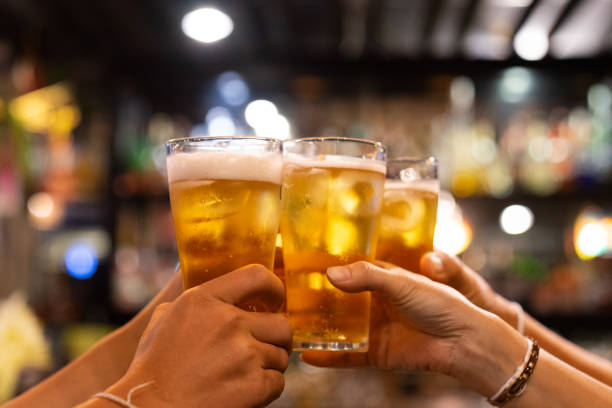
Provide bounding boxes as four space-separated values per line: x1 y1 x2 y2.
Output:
451 307 528 397
101 371 162 407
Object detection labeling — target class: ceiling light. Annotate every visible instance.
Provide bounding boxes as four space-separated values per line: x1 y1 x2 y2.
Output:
181 8 233 44
514 29 549 60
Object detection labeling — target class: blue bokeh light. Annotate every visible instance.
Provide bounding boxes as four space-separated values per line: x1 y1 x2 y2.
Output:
217 71 249 106
64 244 98 280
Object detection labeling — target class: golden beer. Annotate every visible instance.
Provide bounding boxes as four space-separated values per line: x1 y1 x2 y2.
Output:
377 181 438 272
166 137 282 300
377 157 438 273
281 138 386 351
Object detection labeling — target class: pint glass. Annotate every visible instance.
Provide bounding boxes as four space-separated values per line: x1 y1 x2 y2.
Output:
280 137 386 351
377 157 438 273
166 137 282 294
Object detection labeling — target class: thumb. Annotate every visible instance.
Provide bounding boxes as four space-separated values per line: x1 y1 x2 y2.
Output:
327 261 422 304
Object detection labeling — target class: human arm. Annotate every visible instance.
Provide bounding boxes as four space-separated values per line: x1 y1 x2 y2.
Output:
3 268 183 408
420 251 612 386
75 264 291 408
301 261 612 407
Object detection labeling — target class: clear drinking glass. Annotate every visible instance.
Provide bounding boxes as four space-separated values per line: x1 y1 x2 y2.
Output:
166 137 283 305
280 137 386 351
376 157 439 273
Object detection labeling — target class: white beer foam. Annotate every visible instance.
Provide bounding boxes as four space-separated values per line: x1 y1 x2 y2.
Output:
384 179 439 194
283 154 386 174
167 151 282 184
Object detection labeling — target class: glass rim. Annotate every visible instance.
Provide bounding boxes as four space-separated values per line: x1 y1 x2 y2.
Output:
165 135 282 148
284 136 385 150
388 156 437 165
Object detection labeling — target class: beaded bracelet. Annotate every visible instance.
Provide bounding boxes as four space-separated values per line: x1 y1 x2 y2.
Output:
487 337 540 406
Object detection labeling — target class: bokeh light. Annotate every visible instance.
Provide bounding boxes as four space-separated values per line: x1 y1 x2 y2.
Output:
434 193 472 255
575 220 607 260
434 216 473 256
206 106 236 136
450 76 475 110
181 8 233 43
500 204 534 235
254 114 291 140
27 192 64 230
217 72 249 106
499 67 532 103
587 83 612 113
513 29 549 61
244 99 278 128
64 244 99 280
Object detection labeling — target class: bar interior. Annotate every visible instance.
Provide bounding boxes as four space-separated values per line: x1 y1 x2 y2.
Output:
0 0 611 406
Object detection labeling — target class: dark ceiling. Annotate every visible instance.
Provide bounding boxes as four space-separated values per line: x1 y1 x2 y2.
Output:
1 0 611 117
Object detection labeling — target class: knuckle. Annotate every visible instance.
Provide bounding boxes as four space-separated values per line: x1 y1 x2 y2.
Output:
264 371 285 399
226 310 246 327
233 336 258 362
278 349 290 372
246 264 270 282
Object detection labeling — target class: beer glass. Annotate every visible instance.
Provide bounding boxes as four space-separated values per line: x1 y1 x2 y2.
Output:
280 137 386 351
166 137 282 294
377 157 438 273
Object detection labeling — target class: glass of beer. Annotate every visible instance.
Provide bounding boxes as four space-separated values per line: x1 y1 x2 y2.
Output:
166 137 282 297
280 137 386 351
377 157 439 273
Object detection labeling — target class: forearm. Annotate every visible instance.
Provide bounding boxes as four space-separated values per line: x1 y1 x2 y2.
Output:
455 311 612 407
505 349 612 408
491 296 612 387
2 324 140 408
4 271 182 407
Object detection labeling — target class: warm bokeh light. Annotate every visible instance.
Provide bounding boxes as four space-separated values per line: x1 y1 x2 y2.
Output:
27 192 54 218
27 192 64 230
8 83 80 133
434 216 473 256
434 192 472 255
575 220 607 260
181 8 233 43
500 204 534 235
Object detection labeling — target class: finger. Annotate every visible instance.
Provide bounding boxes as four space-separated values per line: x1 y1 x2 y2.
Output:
257 369 285 407
193 264 285 308
421 251 478 292
300 351 369 368
150 302 171 325
373 259 404 271
247 312 293 352
326 261 426 304
257 343 290 372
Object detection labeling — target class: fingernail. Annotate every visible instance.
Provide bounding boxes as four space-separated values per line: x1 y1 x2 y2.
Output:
327 266 352 282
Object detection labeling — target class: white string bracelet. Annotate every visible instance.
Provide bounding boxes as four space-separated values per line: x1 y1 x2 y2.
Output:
93 381 154 408
510 301 524 335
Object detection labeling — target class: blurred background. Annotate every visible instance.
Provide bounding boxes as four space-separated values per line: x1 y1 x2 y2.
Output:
0 0 611 406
